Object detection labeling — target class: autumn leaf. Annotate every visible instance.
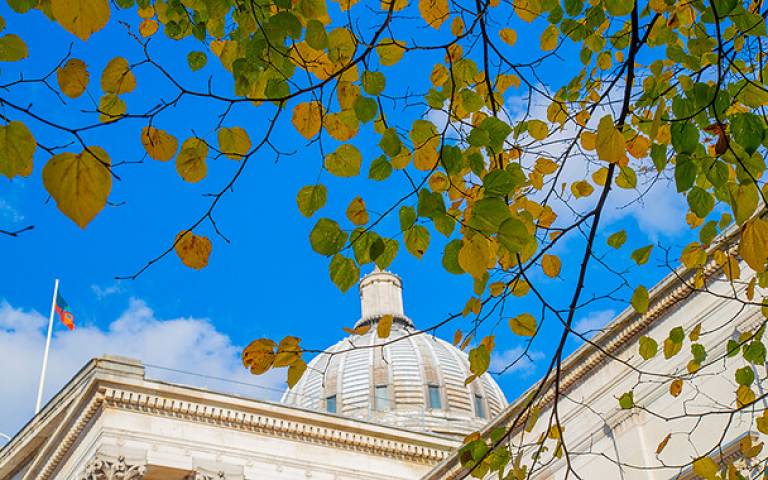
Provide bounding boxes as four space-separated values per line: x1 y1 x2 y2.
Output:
740 218 768 273
174 230 212 269
418 0 449 29
596 115 626 164
51 0 110 40
542 254 561 278
0 121 36 179
631 285 649 314
346 196 368 225
297 184 327 218
57 58 89 98
0 34 27 61
42 146 111 228
218 126 251 160
101 57 136 94
377 314 394 338
509 313 536 336
141 126 178 162
292 101 324 139
176 138 208 183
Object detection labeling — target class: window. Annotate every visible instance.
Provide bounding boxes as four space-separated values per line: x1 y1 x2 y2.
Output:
474 394 485 419
326 395 337 413
428 385 442 409
374 385 390 411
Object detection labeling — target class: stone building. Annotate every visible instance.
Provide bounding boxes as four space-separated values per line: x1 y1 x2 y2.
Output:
0 238 761 479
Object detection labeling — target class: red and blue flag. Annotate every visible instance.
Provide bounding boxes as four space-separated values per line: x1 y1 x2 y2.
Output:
54 291 75 330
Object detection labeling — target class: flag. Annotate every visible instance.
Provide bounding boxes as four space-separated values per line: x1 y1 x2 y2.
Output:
54 291 74 330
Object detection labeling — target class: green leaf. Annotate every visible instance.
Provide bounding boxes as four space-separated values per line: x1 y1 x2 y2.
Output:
404 225 430 258
631 285 649 314
368 155 392 181
604 0 633 16
631 245 653 265
671 123 699 156
362 70 386 96
669 326 685 344
187 51 207 71
309 218 347 255
353 96 378 123
639 336 658 360
618 391 634 409
442 239 464 274
379 128 402 157
305 19 328 49
468 345 490 375
296 184 327 218
0 34 27 61
744 341 767 364
399 205 417 230
417 188 445 219
735 366 755 386
374 238 399 269
607 230 626 249
674 154 697 192
483 169 514 197
498 217 531 255
687 187 714 218
730 113 765 155
325 144 362 177
329 254 359 292
691 343 707 363
469 198 511 233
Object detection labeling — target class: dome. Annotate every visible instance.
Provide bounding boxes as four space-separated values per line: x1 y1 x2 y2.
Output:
281 269 507 437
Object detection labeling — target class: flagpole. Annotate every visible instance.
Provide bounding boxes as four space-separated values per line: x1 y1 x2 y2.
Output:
35 278 59 414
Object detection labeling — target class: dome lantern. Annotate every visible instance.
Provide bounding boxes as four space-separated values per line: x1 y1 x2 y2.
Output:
356 268 413 328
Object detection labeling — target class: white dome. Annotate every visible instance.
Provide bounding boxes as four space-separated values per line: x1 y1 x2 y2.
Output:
281 270 507 436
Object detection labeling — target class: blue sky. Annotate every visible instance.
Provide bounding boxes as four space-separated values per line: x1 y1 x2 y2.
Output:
0 1 697 438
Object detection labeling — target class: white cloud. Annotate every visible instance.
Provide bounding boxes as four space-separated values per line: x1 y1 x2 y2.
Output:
90 282 124 299
0 299 284 441
490 346 544 377
573 309 616 338
0 198 24 224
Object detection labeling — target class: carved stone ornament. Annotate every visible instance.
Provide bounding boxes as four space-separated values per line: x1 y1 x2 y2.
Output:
80 455 146 480
184 471 225 480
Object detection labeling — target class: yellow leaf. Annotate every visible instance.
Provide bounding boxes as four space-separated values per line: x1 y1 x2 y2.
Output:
324 110 359 141
0 121 36 179
141 126 178 161
343 323 372 336
51 0 109 41
139 19 158 37
740 218 768 273
242 338 276 375
571 180 594 198
292 101 324 140
101 57 136 95
669 378 683 397
137 6 154 18
174 230 212 269
97 94 126 123
656 433 671 454
346 196 368 225
514 0 541 22
418 0 449 29
737 384 755 407
458 235 491 279
541 254 561 278
430 64 449 86
528 119 548 140
580 131 596 150
376 38 406 66
452 329 462 346
509 313 537 336
218 126 251 160
756 409 768 434
176 138 208 183
56 58 89 99
626 134 650 159
496 74 520 93
596 115 626 164
42 146 111 228
534 157 558 174
500 28 517 46
693 457 719 480
540 24 558 51
450 17 464 36
287 359 307 388
377 314 394 338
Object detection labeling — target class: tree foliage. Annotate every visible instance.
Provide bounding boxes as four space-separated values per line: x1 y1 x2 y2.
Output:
3 0 768 476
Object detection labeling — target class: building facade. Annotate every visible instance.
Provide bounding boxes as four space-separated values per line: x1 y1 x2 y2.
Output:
0 250 761 479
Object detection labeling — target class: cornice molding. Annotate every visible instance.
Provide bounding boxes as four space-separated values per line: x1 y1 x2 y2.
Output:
99 386 450 464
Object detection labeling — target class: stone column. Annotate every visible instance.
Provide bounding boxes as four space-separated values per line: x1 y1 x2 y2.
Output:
80 455 146 480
